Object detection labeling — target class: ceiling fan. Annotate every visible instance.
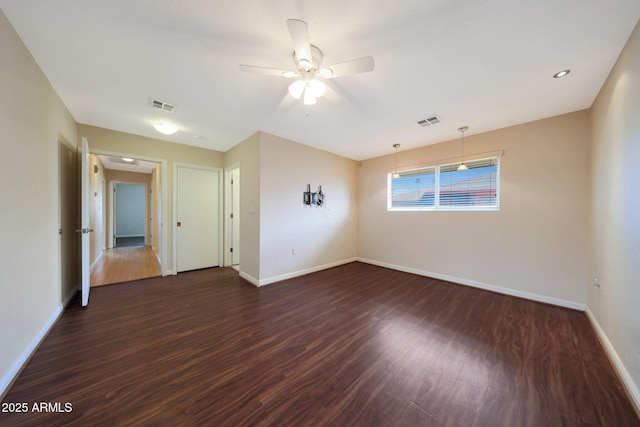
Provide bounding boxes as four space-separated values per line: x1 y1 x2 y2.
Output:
239 19 375 106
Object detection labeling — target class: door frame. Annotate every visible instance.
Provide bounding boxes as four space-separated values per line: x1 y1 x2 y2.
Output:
90 148 168 276
173 163 223 274
111 181 149 248
224 163 240 268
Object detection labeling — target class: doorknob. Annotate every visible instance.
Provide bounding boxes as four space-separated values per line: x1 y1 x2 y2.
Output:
75 228 94 234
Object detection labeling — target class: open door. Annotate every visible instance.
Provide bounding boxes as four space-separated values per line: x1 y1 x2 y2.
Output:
79 137 92 306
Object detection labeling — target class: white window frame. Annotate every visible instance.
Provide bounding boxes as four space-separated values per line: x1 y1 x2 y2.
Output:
387 156 500 212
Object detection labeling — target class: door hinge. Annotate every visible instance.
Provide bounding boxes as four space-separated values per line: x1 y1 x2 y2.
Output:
230 248 233 253
230 213 234 219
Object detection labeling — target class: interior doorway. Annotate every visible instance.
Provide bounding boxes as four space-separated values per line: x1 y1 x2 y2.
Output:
88 152 166 286
58 139 77 300
114 182 146 248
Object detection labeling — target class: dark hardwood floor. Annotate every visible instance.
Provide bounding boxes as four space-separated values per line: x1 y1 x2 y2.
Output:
1 262 638 426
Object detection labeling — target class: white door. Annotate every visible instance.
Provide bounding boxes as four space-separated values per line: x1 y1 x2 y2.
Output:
79 137 92 306
176 166 219 272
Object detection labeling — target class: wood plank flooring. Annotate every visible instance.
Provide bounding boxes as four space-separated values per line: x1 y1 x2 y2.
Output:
1 262 638 426
90 246 161 286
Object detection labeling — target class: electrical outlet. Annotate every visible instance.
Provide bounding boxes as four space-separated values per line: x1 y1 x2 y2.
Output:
593 278 601 288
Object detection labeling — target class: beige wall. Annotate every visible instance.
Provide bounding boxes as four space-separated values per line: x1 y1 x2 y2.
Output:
78 124 224 273
589 19 640 406
258 132 359 284
0 10 78 393
358 111 591 307
223 133 261 282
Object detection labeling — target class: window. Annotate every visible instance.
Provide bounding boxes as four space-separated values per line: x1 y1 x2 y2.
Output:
388 157 499 211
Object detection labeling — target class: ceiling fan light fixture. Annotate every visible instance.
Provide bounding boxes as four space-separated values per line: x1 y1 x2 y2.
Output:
303 87 317 105
288 80 306 99
308 79 326 97
152 122 177 135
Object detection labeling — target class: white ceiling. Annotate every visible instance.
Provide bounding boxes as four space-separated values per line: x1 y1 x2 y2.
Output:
1 1 639 161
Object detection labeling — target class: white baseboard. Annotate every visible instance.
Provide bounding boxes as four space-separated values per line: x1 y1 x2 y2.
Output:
239 271 260 287
585 307 640 416
257 258 358 287
356 257 585 311
0 287 77 398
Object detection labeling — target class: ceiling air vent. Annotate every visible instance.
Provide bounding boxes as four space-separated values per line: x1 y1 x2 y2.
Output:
416 114 442 127
152 99 175 112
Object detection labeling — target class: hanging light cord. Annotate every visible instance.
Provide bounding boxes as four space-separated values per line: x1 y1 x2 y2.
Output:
457 126 469 171
392 144 400 178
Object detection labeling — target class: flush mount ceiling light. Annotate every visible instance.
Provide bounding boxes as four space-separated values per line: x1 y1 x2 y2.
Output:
122 157 134 162
553 69 571 78
457 126 469 171
152 122 177 135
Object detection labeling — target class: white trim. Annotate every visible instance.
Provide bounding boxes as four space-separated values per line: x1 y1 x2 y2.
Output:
585 307 640 416
173 163 224 274
257 258 358 287
239 270 260 287
0 288 77 398
224 162 241 268
356 257 585 311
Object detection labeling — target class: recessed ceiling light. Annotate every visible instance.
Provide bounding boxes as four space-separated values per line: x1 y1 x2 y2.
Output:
152 122 178 135
553 69 571 78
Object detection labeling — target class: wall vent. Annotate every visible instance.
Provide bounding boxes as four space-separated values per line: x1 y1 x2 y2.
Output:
416 114 442 127
152 99 175 112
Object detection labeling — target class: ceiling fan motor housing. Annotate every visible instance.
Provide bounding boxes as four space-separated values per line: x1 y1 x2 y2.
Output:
294 45 324 71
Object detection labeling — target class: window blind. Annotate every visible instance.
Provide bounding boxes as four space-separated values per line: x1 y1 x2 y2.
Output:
389 156 499 211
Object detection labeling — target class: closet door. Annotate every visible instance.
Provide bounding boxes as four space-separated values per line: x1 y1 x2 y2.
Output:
176 165 219 272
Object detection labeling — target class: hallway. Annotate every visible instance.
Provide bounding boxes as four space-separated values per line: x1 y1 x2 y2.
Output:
90 246 161 286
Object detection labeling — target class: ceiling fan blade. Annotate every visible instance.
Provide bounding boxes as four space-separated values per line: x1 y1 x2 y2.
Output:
239 64 297 78
287 19 312 70
322 56 375 78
